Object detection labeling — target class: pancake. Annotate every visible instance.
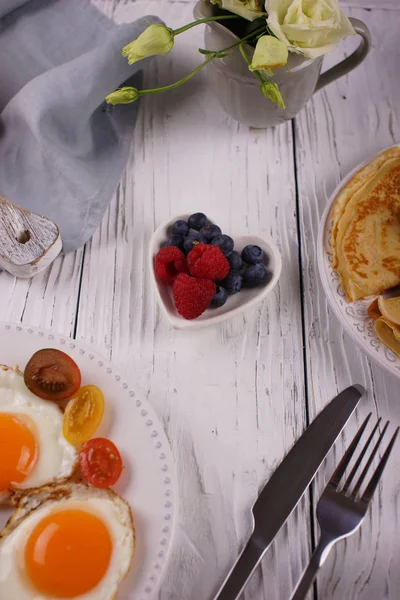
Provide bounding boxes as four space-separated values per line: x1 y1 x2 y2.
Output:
374 318 400 358
368 296 400 358
378 294 400 325
332 146 400 269
367 298 381 321
332 148 400 302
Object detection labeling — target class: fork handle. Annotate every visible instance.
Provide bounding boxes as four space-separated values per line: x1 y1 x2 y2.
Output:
289 534 335 600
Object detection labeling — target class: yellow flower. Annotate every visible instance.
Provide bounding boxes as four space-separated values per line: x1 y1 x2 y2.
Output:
260 81 285 109
122 24 174 65
249 36 288 72
105 87 139 105
210 0 263 21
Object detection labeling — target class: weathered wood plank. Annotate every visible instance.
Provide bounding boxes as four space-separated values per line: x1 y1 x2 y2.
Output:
83 2 309 599
0 248 83 335
343 1 399 7
294 7 400 600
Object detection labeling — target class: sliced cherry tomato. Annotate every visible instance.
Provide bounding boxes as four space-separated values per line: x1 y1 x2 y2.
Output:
79 438 123 489
63 385 105 445
24 349 81 402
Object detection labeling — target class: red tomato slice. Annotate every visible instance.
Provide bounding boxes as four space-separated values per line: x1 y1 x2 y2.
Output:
24 348 81 402
79 438 123 489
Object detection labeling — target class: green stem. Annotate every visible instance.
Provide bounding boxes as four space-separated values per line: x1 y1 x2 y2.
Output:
216 26 265 54
239 43 251 66
138 26 266 98
139 53 217 95
173 15 240 36
253 69 265 83
239 42 266 83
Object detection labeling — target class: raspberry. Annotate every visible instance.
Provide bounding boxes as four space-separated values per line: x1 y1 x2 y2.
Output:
187 244 230 281
173 274 216 320
154 247 188 285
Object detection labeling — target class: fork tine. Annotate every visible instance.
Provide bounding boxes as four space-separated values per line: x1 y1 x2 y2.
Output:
329 413 371 490
351 421 390 498
342 418 382 494
360 427 399 505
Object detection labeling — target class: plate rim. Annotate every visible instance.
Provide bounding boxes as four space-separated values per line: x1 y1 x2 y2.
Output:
0 321 178 600
317 143 400 379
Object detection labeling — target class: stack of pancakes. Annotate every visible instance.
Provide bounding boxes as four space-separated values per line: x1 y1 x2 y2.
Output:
332 146 400 356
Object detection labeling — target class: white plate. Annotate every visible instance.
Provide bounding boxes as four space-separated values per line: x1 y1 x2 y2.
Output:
317 145 400 380
0 323 177 600
149 215 282 330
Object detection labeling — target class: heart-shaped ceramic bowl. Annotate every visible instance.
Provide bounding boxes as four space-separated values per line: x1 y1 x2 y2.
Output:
149 215 282 330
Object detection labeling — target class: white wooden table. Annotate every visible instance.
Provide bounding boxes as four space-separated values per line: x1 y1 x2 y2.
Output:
1 1 400 598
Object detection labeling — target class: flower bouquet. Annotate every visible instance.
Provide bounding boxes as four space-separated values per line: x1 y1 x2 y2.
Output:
106 0 356 110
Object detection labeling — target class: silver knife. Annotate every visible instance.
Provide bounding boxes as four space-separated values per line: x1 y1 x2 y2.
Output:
214 384 365 600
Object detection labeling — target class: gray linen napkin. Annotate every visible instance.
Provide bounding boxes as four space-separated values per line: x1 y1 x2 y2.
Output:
0 0 159 252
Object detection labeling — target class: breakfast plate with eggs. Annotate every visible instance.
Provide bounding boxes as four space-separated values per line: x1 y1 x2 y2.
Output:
0 323 177 600
318 145 400 380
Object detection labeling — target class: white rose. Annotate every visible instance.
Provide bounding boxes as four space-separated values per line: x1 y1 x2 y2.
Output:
265 0 355 59
210 0 264 21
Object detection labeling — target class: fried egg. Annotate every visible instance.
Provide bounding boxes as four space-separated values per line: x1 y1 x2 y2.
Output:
0 483 135 599
0 366 77 502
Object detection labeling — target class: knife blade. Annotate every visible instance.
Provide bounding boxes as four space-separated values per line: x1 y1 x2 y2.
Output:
214 384 365 600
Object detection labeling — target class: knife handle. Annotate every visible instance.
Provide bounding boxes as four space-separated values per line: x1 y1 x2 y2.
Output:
214 536 265 600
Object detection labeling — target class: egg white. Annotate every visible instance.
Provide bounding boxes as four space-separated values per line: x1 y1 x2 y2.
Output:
0 484 135 600
0 367 77 501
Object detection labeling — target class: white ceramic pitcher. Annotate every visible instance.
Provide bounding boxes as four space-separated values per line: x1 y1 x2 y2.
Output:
194 0 371 128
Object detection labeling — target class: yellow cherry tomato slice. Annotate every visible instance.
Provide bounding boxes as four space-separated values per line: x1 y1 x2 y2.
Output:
63 385 104 445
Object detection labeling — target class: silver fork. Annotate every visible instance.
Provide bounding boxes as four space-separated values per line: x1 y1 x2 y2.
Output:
290 414 399 600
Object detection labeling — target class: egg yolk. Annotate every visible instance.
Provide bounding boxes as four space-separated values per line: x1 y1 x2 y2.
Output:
0 413 37 491
25 509 112 597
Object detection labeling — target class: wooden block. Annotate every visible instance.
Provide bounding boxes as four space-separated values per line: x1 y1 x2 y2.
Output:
0 196 62 278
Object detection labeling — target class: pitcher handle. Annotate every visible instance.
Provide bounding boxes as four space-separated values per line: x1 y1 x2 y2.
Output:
314 18 371 93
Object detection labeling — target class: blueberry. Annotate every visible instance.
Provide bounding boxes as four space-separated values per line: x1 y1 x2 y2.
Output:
183 232 206 254
165 235 183 249
211 234 234 256
227 250 243 271
241 245 264 265
188 212 208 231
220 271 243 295
199 223 222 242
210 285 228 308
172 220 189 237
243 263 270 288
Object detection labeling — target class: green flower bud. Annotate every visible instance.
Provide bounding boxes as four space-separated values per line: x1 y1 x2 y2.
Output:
105 87 139 105
260 81 285 109
122 24 174 65
250 36 288 71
